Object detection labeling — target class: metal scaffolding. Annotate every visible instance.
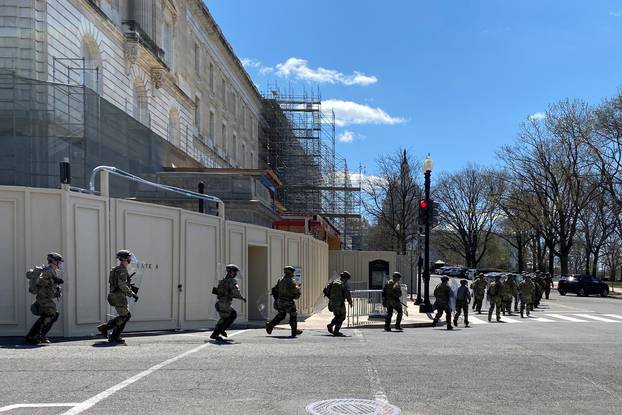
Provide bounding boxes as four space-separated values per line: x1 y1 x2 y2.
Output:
260 83 362 249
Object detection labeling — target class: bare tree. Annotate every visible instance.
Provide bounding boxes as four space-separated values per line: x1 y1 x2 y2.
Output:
434 165 504 268
498 100 600 276
363 149 421 254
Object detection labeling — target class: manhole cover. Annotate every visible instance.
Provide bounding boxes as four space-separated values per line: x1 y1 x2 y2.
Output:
306 399 401 415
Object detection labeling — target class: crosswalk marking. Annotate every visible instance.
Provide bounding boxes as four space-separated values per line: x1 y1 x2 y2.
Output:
501 317 522 323
532 317 555 322
544 314 588 322
603 314 622 320
574 314 620 323
469 316 487 325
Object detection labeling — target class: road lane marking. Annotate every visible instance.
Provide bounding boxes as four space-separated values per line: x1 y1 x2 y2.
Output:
546 314 587 322
532 317 555 322
60 329 248 415
603 314 622 320
574 314 620 323
0 403 80 412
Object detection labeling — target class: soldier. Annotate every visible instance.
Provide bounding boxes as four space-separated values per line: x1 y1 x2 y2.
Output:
519 275 535 318
382 272 404 332
487 275 503 322
210 264 246 341
533 273 544 308
543 272 554 299
470 274 487 314
453 279 471 328
326 271 353 337
97 250 139 344
502 275 518 316
26 253 64 344
432 276 453 330
266 266 303 337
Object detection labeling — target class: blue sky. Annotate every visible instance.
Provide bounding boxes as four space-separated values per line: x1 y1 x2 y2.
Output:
207 1 622 178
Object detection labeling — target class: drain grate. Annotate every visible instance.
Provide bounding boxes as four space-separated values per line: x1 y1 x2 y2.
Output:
305 399 401 415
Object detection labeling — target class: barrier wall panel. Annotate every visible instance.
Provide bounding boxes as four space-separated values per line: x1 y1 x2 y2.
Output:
246 226 268 246
181 213 220 325
0 190 25 334
226 223 247 320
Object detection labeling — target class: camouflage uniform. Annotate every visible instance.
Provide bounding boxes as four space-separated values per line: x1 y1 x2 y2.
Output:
98 264 136 343
519 277 535 317
453 280 471 327
487 277 503 322
26 267 60 343
470 276 487 314
382 273 404 331
533 275 544 307
502 276 517 316
212 276 244 338
267 269 302 337
326 274 352 336
432 278 453 330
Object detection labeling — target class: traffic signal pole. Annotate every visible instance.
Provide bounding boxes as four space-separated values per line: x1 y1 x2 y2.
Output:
420 169 434 313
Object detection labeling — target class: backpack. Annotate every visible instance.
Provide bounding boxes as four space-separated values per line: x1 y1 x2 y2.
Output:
271 281 279 300
26 265 45 294
323 282 334 298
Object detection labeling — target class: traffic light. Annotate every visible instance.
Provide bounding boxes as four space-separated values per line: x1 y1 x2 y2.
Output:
418 199 429 225
430 200 440 228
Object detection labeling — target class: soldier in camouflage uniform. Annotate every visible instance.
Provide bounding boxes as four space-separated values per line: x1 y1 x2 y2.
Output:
326 271 353 337
519 275 535 318
533 273 544 308
382 272 404 331
26 253 64 344
470 274 487 314
432 276 453 330
453 279 471 328
543 272 554 299
487 275 503 322
502 275 518 316
97 250 139 344
210 264 246 341
266 266 303 337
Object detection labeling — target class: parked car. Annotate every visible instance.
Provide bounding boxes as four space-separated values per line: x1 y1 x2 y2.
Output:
558 275 609 297
465 269 478 280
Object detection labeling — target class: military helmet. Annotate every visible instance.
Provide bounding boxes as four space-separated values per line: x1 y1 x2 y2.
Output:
47 252 64 263
284 265 296 273
392 272 402 279
441 276 449 282
116 250 133 260
340 271 352 280
460 279 468 285
226 264 240 272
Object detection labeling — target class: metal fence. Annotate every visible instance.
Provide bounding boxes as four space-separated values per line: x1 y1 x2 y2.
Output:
346 284 409 327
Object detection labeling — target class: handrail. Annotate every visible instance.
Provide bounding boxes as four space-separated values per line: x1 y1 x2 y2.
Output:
88 166 225 217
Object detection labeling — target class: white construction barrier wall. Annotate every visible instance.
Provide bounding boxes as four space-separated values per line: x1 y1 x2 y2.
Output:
0 186 328 337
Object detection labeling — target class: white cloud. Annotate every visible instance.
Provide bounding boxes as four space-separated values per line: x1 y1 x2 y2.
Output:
609 11 622 17
528 112 546 121
322 99 406 127
338 130 355 143
240 58 273 74
275 57 377 86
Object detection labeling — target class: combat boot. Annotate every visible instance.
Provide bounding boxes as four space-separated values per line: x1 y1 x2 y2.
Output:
290 322 303 337
488 310 493 322
395 325 403 331
453 317 458 327
265 322 273 335
97 323 109 338
432 317 438 327
520 309 524 318
209 331 223 341
384 326 392 332
327 323 334 334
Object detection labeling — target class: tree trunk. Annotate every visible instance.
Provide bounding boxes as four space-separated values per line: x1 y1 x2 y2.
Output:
559 245 570 277
548 245 555 276
591 249 600 277
584 245 591 275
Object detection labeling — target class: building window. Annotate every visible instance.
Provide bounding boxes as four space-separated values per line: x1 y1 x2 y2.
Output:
221 124 227 149
81 37 102 94
195 97 201 131
209 110 215 140
194 43 201 74
133 81 149 125
162 21 173 67
168 109 180 146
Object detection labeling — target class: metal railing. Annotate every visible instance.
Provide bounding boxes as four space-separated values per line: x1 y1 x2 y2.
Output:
346 284 409 327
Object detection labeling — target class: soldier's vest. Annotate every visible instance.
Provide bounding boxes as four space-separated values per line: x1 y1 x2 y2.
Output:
216 278 233 302
329 280 345 303
109 266 123 292
277 277 297 301
489 282 501 297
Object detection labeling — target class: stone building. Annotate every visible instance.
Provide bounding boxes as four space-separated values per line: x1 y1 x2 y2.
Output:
0 0 262 188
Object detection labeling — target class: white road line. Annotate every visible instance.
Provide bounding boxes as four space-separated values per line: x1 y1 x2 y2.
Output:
500 317 522 323
574 314 620 323
468 316 487 324
0 403 79 412
546 314 588 322
532 317 555 322
60 330 248 415
603 314 622 320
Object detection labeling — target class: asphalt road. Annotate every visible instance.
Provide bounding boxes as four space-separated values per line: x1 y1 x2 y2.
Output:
1 288 622 415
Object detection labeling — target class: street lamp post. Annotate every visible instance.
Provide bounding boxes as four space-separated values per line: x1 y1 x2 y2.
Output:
420 154 434 313
415 254 423 304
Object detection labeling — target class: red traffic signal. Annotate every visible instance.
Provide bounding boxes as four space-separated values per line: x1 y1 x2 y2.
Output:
419 200 428 209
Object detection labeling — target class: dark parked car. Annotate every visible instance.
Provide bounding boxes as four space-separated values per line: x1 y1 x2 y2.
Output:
558 275 609 297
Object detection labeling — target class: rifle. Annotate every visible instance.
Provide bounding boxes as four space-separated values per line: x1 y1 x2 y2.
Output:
128 272 139 295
